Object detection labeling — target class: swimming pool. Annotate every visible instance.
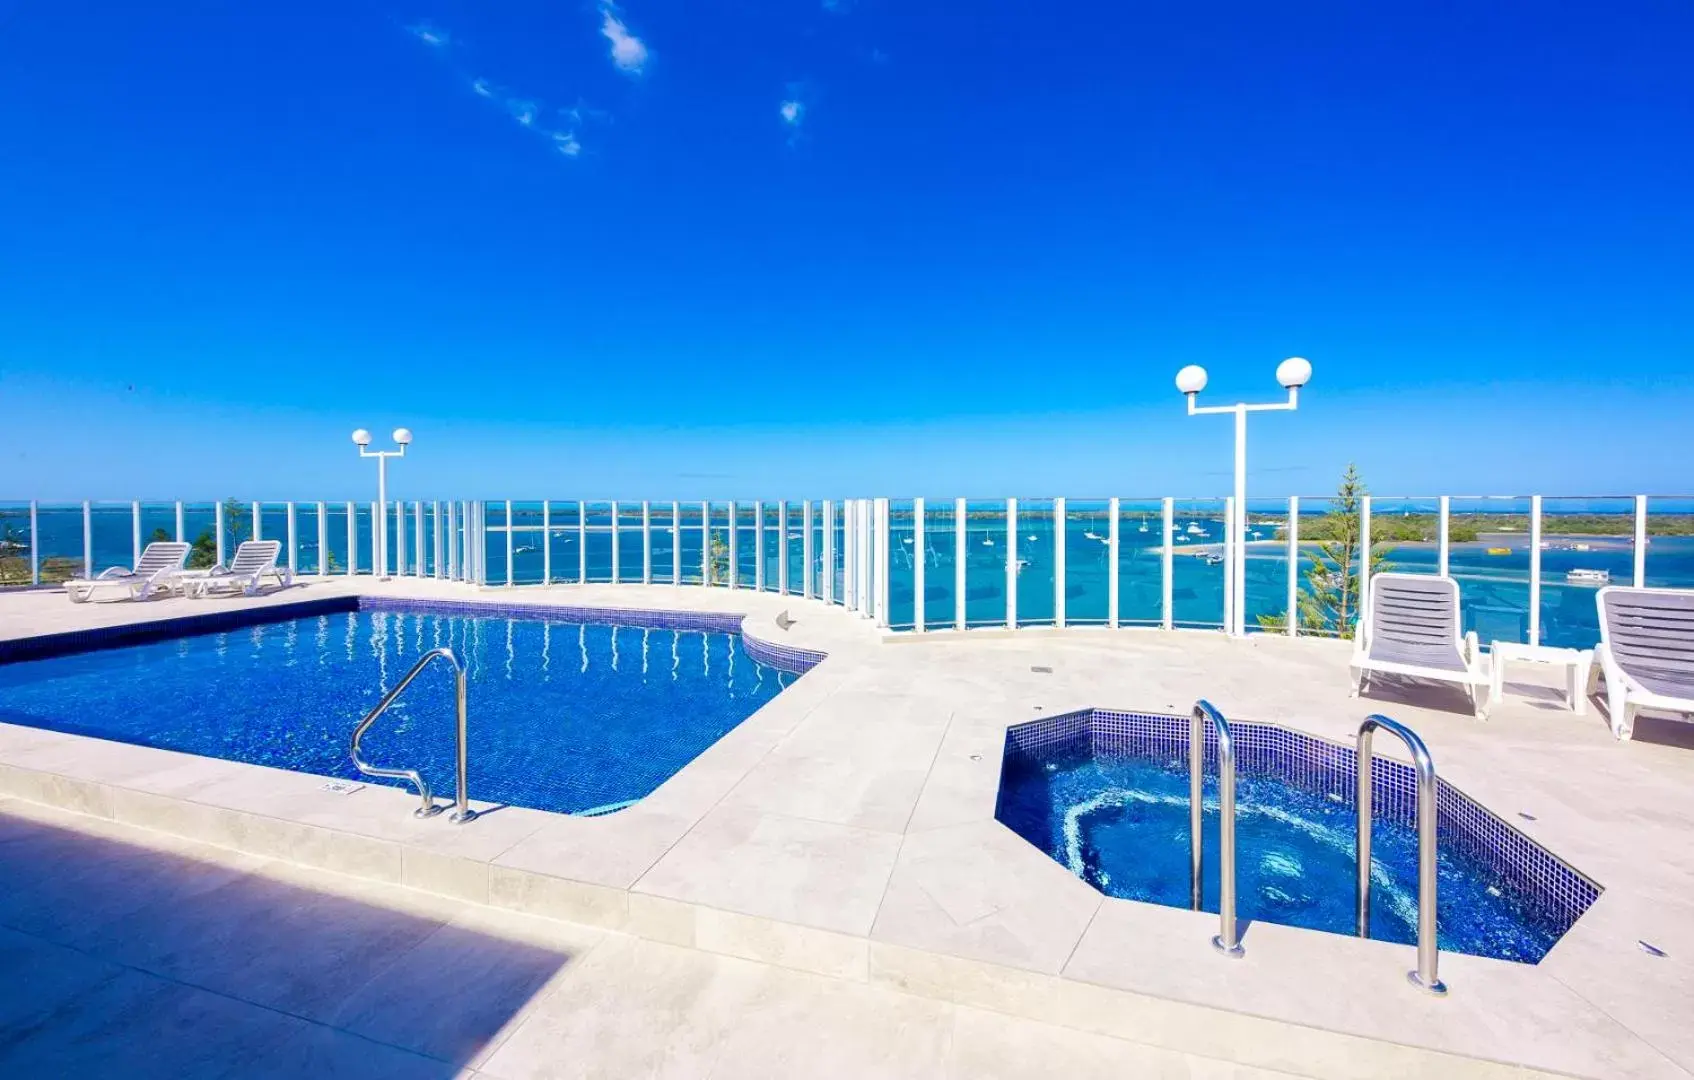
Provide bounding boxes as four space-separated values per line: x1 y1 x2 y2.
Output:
0 600 813 815
995 709 1599 964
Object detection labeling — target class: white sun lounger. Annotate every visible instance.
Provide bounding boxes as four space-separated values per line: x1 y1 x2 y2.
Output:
1587 586 1694 740
189 540 292 598
1350 572 1487 717
65 541 192 603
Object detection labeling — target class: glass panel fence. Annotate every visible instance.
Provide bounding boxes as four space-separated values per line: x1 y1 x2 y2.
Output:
920 499 958 630
0 502 31 586
1448 496 1531 646
616 503 644 583
295 503 322 574
1645 496 1694 593
1170 498 1226 629
1115 499 1162 625
888 500 916 630
1015 498 1056 628
962 500 1007 627
87 502 131 572
1537 496 1633 648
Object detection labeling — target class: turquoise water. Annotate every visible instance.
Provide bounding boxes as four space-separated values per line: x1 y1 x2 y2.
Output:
8 500 1693 651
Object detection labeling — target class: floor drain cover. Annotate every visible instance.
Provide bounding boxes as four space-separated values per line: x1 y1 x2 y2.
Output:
321 780 365 795
1031 665 1054 674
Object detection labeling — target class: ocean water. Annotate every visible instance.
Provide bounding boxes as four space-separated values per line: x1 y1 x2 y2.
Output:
8 501 1693 651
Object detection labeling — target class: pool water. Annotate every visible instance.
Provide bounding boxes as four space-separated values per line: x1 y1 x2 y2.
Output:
0 608 800 815
996 747 1566 963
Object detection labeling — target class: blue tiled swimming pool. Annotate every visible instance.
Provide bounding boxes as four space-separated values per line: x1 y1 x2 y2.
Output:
0 600 812 815
996 709 1599 964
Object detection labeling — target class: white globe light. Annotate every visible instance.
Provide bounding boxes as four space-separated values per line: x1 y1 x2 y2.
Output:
1276 356 1312 389
1175 365 1209 395
392 427 414 446
351 428 372 446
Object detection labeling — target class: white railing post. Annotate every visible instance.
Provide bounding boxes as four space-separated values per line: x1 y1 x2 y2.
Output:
130 500 141 565
700 501 710 585
579 501 588 583
1161 497 1174 630
253 501 262 542
778 502 790 595
1053 497 1067 629
1107 497 1120 629
394 501 406 576
1634 495 1648 587
542 501 552 584
287 502 298 575
841 501 853 607
1528 495 1542 646
81 500 91 577
727 501 738 589
672 501 682 584
1437 495 1451 578
860 499 873 616
913 498 925 632
431 501 442 579
754 500 765 591
371 501 380 574
414 502 424 576
175 500 185 544
1222 497 1236 635
1286 496 1299 637
1359 496 1372 630
876 497 891 628
213 500 224 569
345 502 356 576
954 497 967 630
505 500 515 586
642 500 652 585
317 502 328 576
822 500 835 604
446 502 457 580
609 500 620 585
1005 497 1018 630
29 501 39 586
801 500 813 599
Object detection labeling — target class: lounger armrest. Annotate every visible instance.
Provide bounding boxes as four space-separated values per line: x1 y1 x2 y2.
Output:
1463 631 1479 664
94 567 133 580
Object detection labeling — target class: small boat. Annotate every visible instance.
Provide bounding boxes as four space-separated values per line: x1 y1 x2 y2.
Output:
1026 534 1037 542
1566 569 1610 586
901 537 913 545
1203 553 1224 566
1175 535 1188 544
1486 547 1511 556
1574 543 1591 552
1186 523 1205 535
1083 531 1103 541
983 536 995 547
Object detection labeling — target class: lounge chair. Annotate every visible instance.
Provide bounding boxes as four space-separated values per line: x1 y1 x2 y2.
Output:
1588 586 1694 740
189 540 292 598
65 541 192 603
1350 572 1487 717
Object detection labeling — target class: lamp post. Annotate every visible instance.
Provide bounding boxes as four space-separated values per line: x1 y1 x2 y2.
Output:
352 427 413 581
1176 358 1311 637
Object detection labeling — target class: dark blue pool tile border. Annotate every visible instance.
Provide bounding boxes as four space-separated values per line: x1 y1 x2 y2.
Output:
1002 707 1602 927
0 595 824 675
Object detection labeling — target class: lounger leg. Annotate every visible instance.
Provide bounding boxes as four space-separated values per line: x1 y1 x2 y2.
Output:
1606 683 1632 740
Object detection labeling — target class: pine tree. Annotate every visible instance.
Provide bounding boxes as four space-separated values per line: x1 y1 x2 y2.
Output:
1259 464 1390 637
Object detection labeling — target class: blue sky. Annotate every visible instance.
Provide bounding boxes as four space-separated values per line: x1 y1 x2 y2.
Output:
2 1 1691 501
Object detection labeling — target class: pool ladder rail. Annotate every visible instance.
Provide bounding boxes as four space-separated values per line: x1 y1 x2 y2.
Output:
1187 700 1446 995
349 646 478 825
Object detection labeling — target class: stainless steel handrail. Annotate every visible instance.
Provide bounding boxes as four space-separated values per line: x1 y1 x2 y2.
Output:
1190 699 1243 958
1356 714 1444 995
349 646 478 824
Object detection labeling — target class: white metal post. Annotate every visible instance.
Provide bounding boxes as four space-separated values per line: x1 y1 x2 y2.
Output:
801 500 813 599
1222 497 1236 634
1233 405 1247 636
29 501 39 585
1634 495 1648 588
505 500 515 586
913 498 926 632
287 502 298 575
253 501 262 542
841 501 853 607
415 502 424 576
1162 497 1174 630
317 502 328 576
642 500 652 585
863 499 875 617
213 500 224 568
778 502 789 595
433 501 443 579
1438 496 1451 578
395 501 406 576
609 500 620 585
753 500 765 591
175 501 185 544
1005 497 1018 630
1108 497 1120 629
876 498 891 628
131 500 141 565
1053 497 1067 628
822 500 835 604
375 456 387 579
345 502 356 576
700 501 710 585
539 501 551 584
727 501 738 589
80 500 90 577
371 502 380 575
1286 496 1299 637
1359 496 1372 631
1528 495 1542 646
446 501 457 580
954 497 967 630
579 501 588 583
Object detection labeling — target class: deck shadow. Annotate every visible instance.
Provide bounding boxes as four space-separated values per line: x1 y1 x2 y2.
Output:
0 809 582 1077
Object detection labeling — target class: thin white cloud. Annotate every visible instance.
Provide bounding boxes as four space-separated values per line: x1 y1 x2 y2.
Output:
507 99 538 127
599 4 648 74
407 23 449 47
471 78 495 98
553 131 583 157
779 100 805 127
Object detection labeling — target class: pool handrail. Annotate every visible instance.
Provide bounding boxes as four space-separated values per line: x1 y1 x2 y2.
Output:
1356 713 1445 995
349 646 478 824
1190 699 1244 958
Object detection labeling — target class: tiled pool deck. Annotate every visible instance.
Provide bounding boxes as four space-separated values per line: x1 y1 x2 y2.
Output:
2 578 1691 1079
